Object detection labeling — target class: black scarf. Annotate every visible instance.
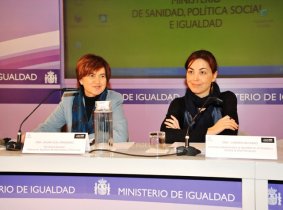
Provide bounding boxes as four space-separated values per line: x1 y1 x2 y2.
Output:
184 82 222 130
71 87 108 134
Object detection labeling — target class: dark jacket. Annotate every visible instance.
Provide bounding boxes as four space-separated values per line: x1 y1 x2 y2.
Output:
160 91 238 143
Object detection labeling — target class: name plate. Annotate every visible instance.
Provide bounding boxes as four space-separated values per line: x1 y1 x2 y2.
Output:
205 135 277 160
22 132 88 154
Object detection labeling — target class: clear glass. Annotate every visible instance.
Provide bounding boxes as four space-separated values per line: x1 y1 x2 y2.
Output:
94 101 113 151
149 131 166 149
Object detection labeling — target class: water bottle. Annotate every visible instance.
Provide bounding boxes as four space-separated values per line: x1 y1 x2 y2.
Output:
94 101 113 150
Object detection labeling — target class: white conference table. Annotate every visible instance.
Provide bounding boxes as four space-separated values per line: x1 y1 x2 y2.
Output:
0 141 282 210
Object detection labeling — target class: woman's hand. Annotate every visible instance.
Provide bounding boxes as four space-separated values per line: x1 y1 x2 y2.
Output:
207 115 238 135
164 115 180 129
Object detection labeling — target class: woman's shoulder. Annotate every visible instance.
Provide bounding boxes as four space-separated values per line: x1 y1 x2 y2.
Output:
107 89 123 101
61 92 76 103
220 91 237 102
172 95 185 102
169 95 186 108
220 90 236 97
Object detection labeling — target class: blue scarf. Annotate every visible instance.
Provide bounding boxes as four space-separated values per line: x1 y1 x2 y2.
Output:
184 82 222 131
71 87 108 134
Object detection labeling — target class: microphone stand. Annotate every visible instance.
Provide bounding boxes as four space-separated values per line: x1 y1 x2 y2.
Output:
6 88 75 151
176 121 201 156
176 97 222 156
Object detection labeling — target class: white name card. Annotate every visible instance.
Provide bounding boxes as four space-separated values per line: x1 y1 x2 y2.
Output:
205 135 277 160
22 132 88 154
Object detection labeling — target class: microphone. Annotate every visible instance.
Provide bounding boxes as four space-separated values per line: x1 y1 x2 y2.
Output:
6 88 78 151
177 96 223 156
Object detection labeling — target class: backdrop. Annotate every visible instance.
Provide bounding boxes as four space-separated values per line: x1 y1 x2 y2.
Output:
1 0 283 141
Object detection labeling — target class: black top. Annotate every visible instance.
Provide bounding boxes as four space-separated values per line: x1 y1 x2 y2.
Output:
160 90 239 143
84 95 100 121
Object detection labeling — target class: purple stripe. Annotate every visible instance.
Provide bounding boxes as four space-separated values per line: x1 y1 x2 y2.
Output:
17 54 60 68
230 88 283 105
0 49 60 68
268 182 283 210
115 88 283 105
0 88 61 104
0 69 60 84
0 175 242 208
116 88 185 104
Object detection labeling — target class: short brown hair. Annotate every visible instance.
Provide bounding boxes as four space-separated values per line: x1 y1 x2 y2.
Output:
76 54 111 82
